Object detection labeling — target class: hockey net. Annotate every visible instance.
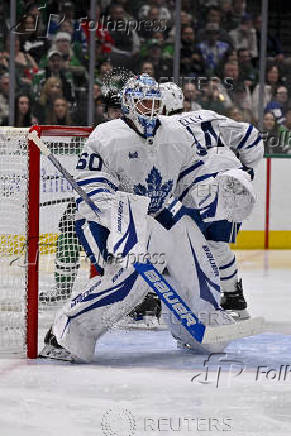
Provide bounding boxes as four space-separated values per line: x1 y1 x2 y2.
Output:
0 125 93 358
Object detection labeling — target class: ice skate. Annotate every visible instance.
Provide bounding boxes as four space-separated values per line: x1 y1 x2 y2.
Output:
39 328 75 362
124 292 165 330
220 279 249 320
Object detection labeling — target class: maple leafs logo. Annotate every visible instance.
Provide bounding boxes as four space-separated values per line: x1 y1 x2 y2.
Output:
133 167 173 214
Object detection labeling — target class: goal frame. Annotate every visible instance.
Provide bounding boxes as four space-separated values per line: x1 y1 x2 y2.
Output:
27 125 92 358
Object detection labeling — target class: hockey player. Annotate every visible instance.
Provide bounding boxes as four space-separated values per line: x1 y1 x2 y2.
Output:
39 92 123 306
159 82 264 320
40 74 234 361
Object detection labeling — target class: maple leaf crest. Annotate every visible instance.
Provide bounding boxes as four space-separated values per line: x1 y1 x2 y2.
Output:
133 167 173 214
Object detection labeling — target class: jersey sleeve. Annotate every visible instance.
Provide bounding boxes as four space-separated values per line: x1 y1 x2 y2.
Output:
75 127 119 228
217 117 264 168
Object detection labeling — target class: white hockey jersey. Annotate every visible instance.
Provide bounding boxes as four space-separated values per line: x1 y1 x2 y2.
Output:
76 118 198 227
171 109 264 168
160 110 264 209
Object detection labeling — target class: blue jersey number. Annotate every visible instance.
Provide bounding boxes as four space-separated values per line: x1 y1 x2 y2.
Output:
76 153 102 171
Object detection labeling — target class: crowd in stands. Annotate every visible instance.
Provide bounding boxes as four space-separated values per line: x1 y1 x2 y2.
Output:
0 0 290 154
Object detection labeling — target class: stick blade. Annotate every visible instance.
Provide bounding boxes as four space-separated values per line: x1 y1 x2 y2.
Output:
202 316 265 344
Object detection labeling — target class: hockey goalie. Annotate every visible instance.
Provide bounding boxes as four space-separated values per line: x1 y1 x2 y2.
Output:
40 74 255 362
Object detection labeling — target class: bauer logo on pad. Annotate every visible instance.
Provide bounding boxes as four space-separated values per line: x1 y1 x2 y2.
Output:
134 262 206 343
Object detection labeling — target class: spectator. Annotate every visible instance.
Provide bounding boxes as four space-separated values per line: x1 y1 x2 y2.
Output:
33 51 74 103
197 23 230 75
25 3 46 36
222 0 246 31
39 32 82 69
198 79 227 114
103 91 122 121
197 6 233 47
277 108 291 154
139 33 173 61
180 26 205 76
14 94 34 127
263 111 280 154
47 98 72 125
183 99 192 112
220 61 241 108
17 14 49 63
2 35 38 91
180 10 194 27
94 85 106 126
80 4 114 55
0 51 9 73
34 76 63 124
226 106 244 122
241 108 257 124
138 0 172 23
254 14 282 61
169 9 196 42
108 3 140 68
229 14 258 60
238 48 258 90
146 41 172 81
140 60 155 78
57 19 85 63
1 94 35 127
231 82 252 113
0 72 9 124
265 85 289 125
220 0 237 31
182 82 201 111
252 64 281 119
97 60 113 84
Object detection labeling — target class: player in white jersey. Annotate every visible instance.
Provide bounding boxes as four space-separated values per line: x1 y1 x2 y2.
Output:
40 74 234 361
159 82 264 320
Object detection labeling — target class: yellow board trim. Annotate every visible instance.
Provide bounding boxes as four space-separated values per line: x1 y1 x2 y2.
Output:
230 230 291 249
2 230 291 255
0 234 58 256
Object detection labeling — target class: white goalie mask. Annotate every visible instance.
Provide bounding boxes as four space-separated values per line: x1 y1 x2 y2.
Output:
120 74 162 141
159 82 184 115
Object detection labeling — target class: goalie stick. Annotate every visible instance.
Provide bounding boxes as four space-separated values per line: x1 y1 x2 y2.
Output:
28 130 265 346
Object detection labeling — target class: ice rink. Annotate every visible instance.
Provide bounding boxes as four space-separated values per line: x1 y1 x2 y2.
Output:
0 250 291 436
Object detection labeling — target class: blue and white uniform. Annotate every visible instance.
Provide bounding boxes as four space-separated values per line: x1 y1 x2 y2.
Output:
169 109 264 293
50 115 231 360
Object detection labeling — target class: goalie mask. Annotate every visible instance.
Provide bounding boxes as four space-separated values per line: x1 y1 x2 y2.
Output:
121 74 162 141
159 82 183 115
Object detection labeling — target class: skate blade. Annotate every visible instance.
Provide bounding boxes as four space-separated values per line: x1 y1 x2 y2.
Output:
224 309 250 320
38 344 74 362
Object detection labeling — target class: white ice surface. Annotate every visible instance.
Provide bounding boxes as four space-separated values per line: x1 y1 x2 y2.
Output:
0 250 291 436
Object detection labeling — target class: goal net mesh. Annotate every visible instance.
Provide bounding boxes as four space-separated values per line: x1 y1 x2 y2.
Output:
0 127 91 355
